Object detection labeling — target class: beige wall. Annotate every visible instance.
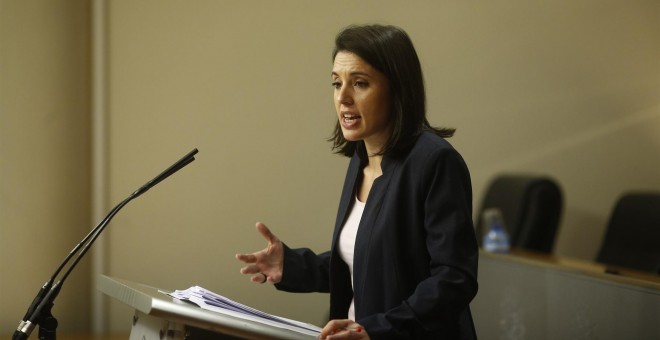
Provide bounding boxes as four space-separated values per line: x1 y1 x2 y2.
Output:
1 0 659 334
0 0 92 334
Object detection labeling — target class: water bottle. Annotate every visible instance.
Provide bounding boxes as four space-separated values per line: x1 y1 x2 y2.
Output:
482 208 510 253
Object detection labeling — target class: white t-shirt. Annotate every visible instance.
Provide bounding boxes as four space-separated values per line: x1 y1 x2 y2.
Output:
338 195 365 321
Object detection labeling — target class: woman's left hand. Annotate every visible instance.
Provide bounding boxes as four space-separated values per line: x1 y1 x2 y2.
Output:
318 319 369 340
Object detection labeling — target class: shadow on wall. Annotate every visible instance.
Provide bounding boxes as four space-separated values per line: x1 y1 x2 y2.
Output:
554 208 605 260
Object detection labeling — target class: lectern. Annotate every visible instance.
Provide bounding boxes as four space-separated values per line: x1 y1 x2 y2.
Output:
98 275 318 340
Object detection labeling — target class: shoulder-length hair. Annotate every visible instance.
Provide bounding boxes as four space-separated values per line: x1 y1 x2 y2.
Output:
329 24 455 157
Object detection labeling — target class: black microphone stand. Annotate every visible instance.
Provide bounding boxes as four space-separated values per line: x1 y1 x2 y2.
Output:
13 148 198 340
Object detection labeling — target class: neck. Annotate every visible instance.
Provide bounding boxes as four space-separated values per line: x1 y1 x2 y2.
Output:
363 126 391 157
364 140 385 158
365 154 383 174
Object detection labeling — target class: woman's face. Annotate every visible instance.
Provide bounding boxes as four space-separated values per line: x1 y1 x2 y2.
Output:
332 51 392 152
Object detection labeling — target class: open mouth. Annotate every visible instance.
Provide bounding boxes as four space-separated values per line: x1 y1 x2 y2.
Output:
342 113 361 122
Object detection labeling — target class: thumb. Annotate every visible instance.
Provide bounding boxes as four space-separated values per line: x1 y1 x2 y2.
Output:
256 222 278 244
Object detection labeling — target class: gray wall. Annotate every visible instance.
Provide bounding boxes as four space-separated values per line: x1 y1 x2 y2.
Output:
1 0 659 334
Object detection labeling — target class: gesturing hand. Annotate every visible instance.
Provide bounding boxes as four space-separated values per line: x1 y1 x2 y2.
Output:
235 222 284 284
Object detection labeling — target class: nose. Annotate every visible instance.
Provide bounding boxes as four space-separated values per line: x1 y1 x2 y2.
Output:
337 85 353 106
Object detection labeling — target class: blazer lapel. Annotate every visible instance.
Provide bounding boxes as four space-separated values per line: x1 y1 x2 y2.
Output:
332 152 364 246
352 156 398 295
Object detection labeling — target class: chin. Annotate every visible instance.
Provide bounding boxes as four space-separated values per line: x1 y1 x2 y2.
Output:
341 132 362 142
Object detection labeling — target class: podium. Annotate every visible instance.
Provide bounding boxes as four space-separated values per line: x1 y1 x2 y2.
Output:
98 275 318 340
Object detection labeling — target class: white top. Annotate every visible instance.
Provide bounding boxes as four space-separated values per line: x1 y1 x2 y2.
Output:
338 195 365 321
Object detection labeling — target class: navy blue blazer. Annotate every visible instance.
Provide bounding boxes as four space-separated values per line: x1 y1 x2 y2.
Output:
276 132 479 339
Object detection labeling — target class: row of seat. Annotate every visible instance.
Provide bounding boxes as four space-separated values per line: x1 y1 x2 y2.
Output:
476 174 660 275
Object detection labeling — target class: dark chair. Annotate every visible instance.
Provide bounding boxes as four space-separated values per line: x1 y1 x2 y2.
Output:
596 192 660 274
476 174 563 253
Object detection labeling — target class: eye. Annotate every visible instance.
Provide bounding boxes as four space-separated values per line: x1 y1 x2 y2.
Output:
354 80 369 88
331 81 342 89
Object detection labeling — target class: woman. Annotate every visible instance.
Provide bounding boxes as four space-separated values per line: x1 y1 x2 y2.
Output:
236 24 478 339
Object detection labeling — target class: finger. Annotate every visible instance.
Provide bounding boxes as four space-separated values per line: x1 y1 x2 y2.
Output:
319 319 353 338
250 273 267 284
235 253 257 263
325 330 350 340
324 327 363 340
265 273 281 284
322 329 353 340
337 331 363 339
239 264 262 275
256 222 278 244
347 325 364 338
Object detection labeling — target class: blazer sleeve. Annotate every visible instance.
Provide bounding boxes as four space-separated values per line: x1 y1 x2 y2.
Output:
274 244 332 293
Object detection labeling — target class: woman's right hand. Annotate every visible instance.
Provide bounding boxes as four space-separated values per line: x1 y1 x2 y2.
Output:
235 222 284 284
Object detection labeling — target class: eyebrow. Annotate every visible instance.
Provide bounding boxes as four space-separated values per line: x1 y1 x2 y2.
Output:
331 71 373 78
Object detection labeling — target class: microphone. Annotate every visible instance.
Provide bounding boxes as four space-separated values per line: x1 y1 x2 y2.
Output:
13 148 199 340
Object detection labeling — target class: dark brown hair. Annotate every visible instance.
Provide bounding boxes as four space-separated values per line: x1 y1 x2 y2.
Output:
329 24 455 157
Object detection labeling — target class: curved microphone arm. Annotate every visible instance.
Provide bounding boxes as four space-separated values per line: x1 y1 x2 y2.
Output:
13 148 198 340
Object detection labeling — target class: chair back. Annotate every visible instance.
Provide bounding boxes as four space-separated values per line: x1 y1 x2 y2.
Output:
477 174 562 253
596 192 660 274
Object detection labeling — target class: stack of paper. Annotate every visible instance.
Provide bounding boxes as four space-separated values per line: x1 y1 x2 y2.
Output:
168 286 321 336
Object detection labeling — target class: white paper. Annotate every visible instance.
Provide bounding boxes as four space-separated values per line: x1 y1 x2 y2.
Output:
167 286 321 336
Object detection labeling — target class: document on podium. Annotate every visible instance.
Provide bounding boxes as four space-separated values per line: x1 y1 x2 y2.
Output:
167 286 322 337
